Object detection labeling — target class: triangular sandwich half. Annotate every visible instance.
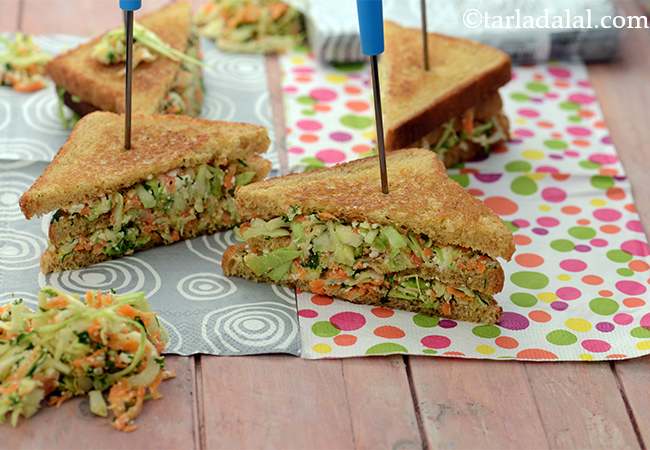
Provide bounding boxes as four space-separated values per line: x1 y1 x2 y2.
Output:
222 149 514 324
380 21 512 167
47 1 203 119
20 111 270 273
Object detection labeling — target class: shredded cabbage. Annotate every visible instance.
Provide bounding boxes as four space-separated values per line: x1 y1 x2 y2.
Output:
0 287 172 431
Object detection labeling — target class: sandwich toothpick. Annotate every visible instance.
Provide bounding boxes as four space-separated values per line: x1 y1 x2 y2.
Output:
420 0 429 71
356 0 389 194
119 0 141 150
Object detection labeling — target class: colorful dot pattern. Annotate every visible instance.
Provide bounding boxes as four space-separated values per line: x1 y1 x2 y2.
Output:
282 52 650 361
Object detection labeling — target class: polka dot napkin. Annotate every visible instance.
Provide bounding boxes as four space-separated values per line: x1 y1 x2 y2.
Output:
280 50 650 361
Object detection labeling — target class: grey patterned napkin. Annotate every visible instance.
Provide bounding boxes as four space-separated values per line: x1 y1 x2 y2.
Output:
0 35 299 356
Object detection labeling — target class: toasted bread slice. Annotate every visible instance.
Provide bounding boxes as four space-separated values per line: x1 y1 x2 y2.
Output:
20 111 270 219
223 244 502 324
46 1 192 114
381 21 511 151
236 149 514 260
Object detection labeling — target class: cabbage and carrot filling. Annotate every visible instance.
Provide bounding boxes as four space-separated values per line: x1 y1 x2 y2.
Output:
413 94 509 160
49 158 258 262
236 207 499 304
418 113 508 159
0 33 50 93
195 0 303 52
0 287 171 431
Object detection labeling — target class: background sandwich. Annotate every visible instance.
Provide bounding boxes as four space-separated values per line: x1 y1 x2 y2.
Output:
223 149 514 324
20 112 271 273
380 21 512 167
47 1 203 123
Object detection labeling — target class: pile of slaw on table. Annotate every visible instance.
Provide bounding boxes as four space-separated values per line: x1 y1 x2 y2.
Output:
0 287 172 432
195 0 303 53
0 33 50 93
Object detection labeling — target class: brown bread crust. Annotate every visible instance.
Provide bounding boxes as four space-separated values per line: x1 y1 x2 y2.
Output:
380 21 512 151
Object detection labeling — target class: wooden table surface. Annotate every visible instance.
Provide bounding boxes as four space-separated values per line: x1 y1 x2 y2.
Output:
3 1 650 449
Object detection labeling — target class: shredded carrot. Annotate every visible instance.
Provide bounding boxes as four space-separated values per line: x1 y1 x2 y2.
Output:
108 380 146 432
110 338 139 353
13 79 46 93
200 2 216 14
309 279 326 294
9 349 41 381
46 296 69 309
71 349 105 369
327 267 348 281
241 4 261 23
222 211 232 226
148 371 165 400
223 165 237 190
462 109 475 135
116 304 138 319
88 319 102 341
441 302 452 316
422 247 433 258
47 392 72 408
124 195 143 211
269 2 289 20
75 238 93 252
410 253 423 267
226 9 244 29
0 383 19 396
446 287 471 302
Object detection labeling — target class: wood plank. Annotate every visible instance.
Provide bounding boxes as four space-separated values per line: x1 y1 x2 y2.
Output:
341 357 422 450
589 3 650 449
199 355 421 450
199 355 355 450
524 363 642 450
4 356 198 450
523 5 648 448
408 357 550 450
613 359 650 448
20 0 172 35
0 0 20 31
587 0 650 230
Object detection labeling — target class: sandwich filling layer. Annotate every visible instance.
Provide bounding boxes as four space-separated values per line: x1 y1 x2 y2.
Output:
58 29 204 124
45 157 263 272
413 93 509 167
229 208 503 313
